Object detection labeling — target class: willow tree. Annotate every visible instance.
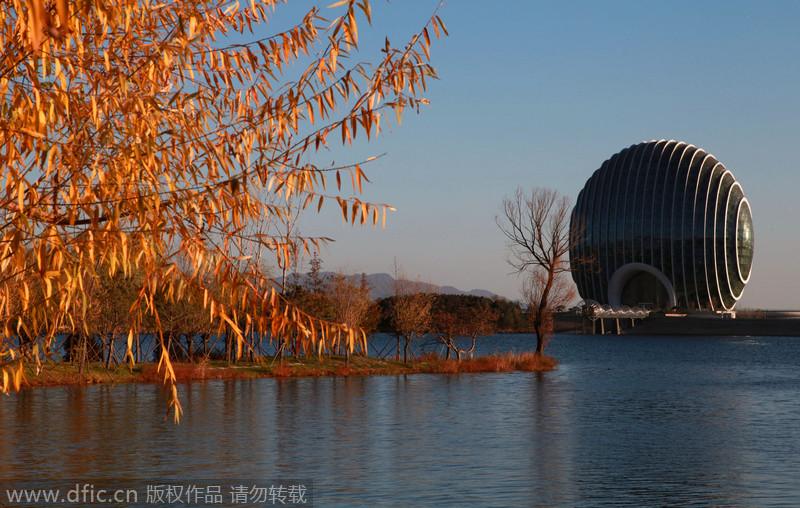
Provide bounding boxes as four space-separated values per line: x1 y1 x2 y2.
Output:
0 0 446 420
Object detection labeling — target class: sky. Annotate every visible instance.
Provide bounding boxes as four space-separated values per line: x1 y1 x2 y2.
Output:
272 1 800 309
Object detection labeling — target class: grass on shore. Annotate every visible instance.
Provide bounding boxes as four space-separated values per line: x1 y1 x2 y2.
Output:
18 352 558 388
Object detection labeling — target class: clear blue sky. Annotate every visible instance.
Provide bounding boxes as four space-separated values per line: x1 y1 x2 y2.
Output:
285 1 800 309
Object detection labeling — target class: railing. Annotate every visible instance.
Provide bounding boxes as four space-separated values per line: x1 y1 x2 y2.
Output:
579 300 650 334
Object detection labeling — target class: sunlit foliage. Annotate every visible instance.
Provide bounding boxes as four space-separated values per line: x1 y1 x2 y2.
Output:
0 0 445 420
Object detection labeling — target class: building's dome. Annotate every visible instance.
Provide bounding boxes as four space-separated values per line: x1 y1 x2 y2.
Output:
569 140 753 311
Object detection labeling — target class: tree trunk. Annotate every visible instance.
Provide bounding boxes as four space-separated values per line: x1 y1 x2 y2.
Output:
78 333 87 374
186 333 194 360
533 318 545 355
105 336 114 370
64 334 74 363
153 337 161 362
534 278 552 356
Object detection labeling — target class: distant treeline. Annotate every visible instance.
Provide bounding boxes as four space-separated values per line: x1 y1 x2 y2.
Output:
286 273 530 361
378 294 527 334
7 258 531 368
285 280 530 337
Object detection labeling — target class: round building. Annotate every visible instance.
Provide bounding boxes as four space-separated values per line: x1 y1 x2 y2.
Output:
569 140 753 311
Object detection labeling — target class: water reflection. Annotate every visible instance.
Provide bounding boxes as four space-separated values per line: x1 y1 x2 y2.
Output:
1 335 800 506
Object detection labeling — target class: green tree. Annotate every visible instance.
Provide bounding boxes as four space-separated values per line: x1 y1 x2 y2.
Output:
491 297 527 331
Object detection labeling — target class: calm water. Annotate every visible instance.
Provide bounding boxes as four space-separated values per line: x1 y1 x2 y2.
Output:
1 333 800 507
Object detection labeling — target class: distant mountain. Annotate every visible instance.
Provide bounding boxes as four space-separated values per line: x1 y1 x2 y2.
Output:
285 271 497 300
364 273 496 300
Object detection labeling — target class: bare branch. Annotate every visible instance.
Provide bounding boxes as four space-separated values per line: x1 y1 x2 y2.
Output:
496 186 585 354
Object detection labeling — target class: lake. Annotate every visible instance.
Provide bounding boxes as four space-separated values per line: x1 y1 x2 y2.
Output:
1 333 799 507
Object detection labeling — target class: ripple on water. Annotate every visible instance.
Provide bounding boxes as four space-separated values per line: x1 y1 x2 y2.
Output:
1 335 800 507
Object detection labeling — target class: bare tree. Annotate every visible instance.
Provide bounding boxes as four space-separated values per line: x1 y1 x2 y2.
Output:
432 299 497 361
387 262 434 363
521 268 576 353
497 187 581 355
93 272 141 370
325 271 374 366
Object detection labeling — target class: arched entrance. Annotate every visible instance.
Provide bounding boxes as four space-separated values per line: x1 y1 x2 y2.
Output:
608 263 677 310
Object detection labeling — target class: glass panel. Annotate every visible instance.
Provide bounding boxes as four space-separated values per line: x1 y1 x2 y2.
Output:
659 142 686 283
737 201 754 282
693 156 716 309
704 164 725 310
669 144 696 308
716 174 735 309
620 271 670 310
726 186 745 297
613 146 636 274
650 141 677 270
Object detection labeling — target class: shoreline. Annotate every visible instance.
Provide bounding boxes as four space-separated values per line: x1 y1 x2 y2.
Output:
552 314 800 337
17 352 558 389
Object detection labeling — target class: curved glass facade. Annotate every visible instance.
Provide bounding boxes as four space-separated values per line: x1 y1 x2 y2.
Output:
569 140 754 311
